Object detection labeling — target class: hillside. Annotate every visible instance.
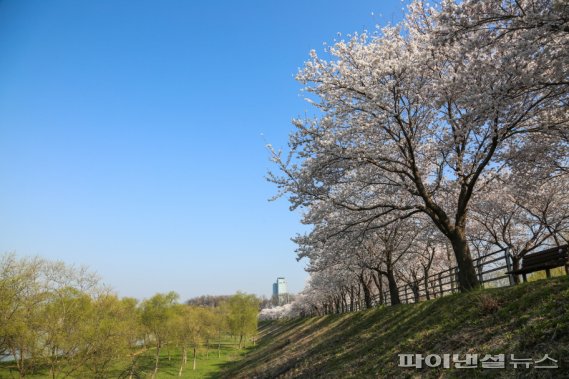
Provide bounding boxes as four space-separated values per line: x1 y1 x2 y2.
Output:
217 277 569 378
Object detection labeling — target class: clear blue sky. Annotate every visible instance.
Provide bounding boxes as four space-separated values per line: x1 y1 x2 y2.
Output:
0 0 403 301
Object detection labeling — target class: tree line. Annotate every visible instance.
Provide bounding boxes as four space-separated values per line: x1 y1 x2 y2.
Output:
269 0 569 316
0 253 259 378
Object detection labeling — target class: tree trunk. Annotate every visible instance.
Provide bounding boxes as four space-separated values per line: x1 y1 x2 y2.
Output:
178 347 186 377
411 282 420 302
49 347 58 379
153 345 160 378
512 256 521 284
449 231 479 291
386 270 401 305
239 334 243 349
193 347 197 370
14 347 24 379
371 272 381 305
423 268 431 300
128 355 136 379
50 349 58 379
359 275 373 309
356 284 362 311
371 270 384 305
218 332 221 358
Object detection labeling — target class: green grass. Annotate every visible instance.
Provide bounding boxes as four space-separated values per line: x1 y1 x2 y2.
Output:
527 266 567 282
0 338 251 378
127 342 249 379
218 276 569 378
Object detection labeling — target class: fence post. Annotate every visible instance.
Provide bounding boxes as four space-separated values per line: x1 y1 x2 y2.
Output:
477 262 484 288
438 273 443 297
504 248 515 286
455 269 460 292
450 268 456 293
414 281 419 303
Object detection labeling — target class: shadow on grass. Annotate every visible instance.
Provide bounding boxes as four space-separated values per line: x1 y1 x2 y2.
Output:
215 277 569 379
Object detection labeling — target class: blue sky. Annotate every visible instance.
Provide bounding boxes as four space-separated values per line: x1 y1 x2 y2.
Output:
0 0 404 300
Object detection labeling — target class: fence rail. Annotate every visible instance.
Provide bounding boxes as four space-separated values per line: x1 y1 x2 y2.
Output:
365 244 568 309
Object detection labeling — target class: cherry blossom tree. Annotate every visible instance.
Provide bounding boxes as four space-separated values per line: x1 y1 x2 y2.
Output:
270 0 568 291
472 173 569 281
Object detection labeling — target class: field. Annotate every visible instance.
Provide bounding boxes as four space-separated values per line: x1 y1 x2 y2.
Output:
0 338 250 379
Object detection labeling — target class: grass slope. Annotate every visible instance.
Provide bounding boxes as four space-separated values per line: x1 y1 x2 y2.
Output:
218 276 569 378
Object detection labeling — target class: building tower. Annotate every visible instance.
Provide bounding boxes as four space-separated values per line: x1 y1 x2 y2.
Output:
272 277 289 306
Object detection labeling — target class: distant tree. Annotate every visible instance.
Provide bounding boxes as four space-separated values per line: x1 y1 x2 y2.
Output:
225 293 259 349
0 254 45 377
186 295 230 308
0 256 103 379
140 291 179 378
42 287 94 379
172 305 194 376
258 295 273 309
200 307 217 358
40 260 101 379
83 295 141 378
213 304 228 358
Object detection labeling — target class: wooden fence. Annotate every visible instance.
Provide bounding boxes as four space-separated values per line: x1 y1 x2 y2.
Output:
372 244 568 307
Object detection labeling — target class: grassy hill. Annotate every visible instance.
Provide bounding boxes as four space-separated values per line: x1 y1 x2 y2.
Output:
217 276 569 378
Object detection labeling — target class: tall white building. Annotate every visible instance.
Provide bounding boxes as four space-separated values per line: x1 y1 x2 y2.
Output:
272 277 288 305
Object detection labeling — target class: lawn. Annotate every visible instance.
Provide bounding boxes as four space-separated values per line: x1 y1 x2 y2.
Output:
0 337 251 378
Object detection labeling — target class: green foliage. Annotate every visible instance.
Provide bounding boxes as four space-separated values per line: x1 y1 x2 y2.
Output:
82 295 141 377
141 291 180 333
139 291 179 377
0 254 44 363
140 292 179 343
225 293 260 349
0 253 261 378
42 287 95 377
